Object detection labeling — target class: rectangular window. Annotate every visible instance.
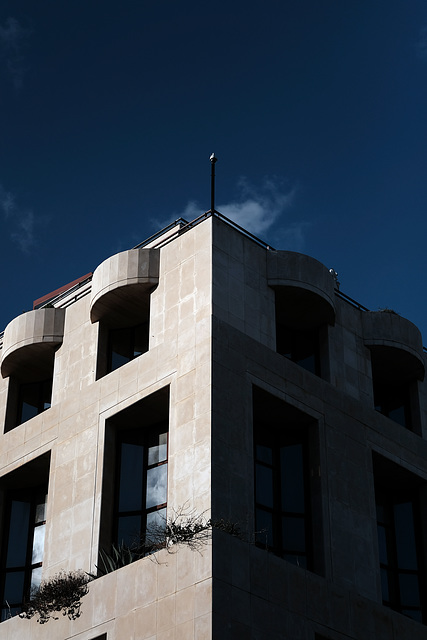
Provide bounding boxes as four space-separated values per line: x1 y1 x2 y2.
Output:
373 453 426 623
4 377 53 433
99 387 169 564
276 325 321 376
17 379 52 426
116 423 168 550
253 387 322 573
374 382 411 429
0 453 51 621
108 323 149 374
369 347 421 433
96 320 150 380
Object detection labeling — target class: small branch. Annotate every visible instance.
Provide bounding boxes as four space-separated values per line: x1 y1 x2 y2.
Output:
20 571 91 624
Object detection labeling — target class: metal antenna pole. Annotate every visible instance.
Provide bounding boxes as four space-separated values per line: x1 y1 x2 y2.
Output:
210 153 217 213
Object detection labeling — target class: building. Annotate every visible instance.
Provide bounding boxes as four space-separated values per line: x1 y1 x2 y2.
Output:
0 211 427 640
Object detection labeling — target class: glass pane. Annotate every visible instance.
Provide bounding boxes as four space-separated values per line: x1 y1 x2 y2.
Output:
117 515 141 548
377 524 388 565
1 605 21 621
255 444 272 465
3 570 25 605
255 508 273 547
146 507 166 533
399 573 420 608
148 432 168 465
118 443 144 512
30 566 43 594
255 463 273 508
402 608 422 622
109 328 132 372
380 567 389 602
133 323 149 357
294 330 318 374
298 355 316 374
282 516 306 554
32 523 45 564
146 464 167 509
19 382 40 423
276 324 292 358
394 502 418 570
6 500 31 567
42 380 52 411
376 501 386 524
146 507 167 545
285 552 307 568
35 499 47 524
388 404 406 427
281 444 305 513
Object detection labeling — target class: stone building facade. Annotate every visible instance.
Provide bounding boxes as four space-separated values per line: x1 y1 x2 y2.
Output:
0 212 426 639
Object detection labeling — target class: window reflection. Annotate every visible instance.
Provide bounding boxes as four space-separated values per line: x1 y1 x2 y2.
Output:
374 453 426 623
1 483 48 621
253 387 314 570
115 424 168 554
32 524 45 564
255 437 309 566
146 465 167 509
6 501 30 567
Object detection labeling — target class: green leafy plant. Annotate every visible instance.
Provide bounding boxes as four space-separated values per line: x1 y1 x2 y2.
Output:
20 570 91 624
94 542 136 577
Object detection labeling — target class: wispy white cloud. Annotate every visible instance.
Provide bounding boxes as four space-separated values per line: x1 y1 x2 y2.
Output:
0 17 31 90
1 184 39 252
1 187 16 219
154 176 308 251
218 177 295 236
11 210 35 253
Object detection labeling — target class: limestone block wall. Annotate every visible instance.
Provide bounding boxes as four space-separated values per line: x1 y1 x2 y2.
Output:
1 214 427 639
212 217 276 350
210 219 427 639
0 219 214 640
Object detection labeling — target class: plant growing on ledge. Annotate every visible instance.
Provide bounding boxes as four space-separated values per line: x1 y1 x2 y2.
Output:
95 507 243 575
20 570 91 624
377 307 399 314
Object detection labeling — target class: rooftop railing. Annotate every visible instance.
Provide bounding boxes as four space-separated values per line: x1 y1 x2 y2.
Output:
1 210 426 353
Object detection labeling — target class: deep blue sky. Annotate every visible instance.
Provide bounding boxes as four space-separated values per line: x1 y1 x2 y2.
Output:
1 2 427 340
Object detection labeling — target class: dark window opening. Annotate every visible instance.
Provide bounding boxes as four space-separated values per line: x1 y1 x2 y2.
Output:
17 379 52 426
0 453 51 622
253 386 323 574
276 324 321 376
369 346 421 433
96 311 150 380
373 453 426 623
115 423 168 551
4 377 53 434
108 323 149 374
99 387 169 566
274 288 330 379
374 382 411 429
